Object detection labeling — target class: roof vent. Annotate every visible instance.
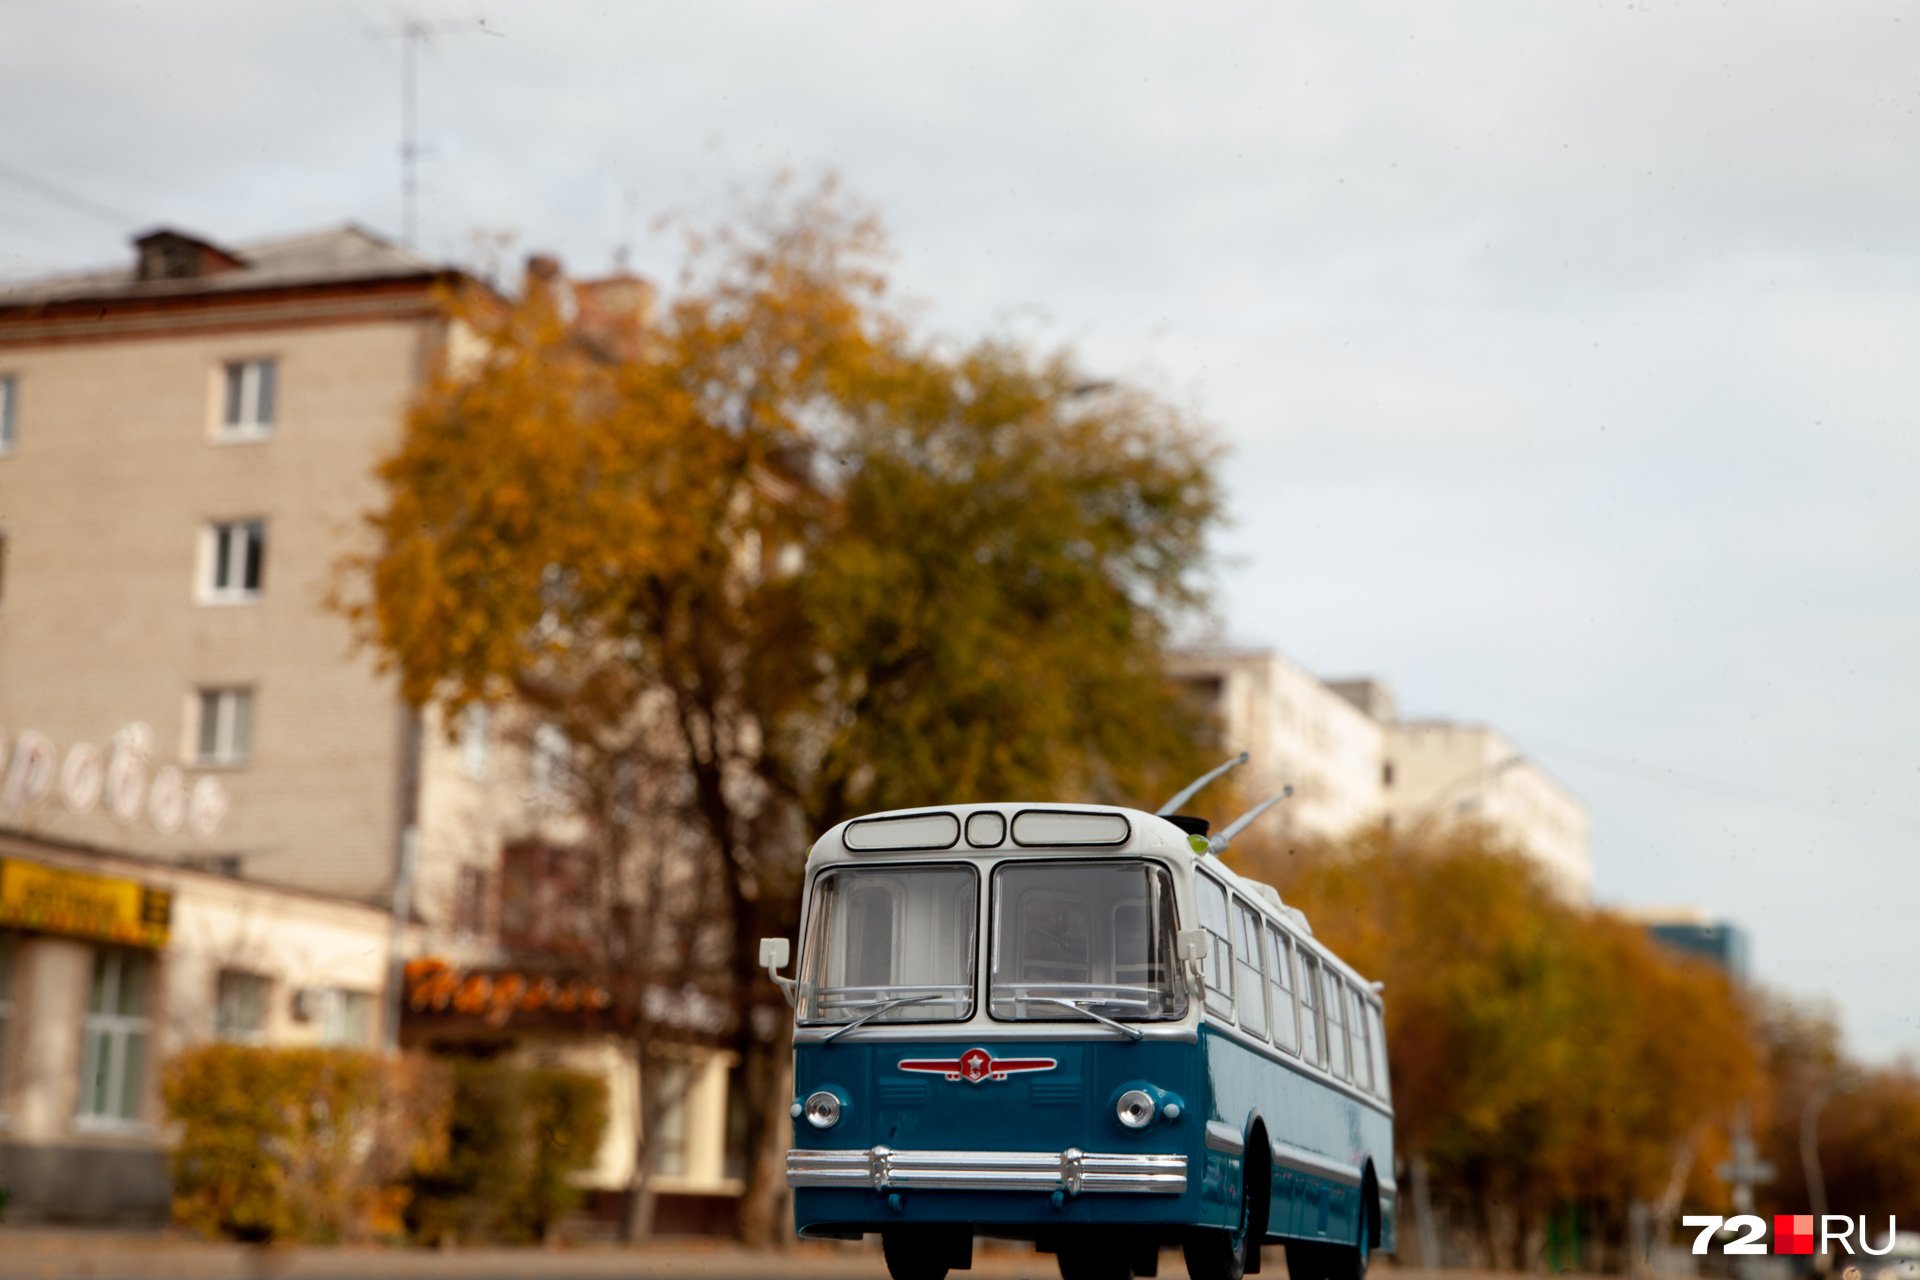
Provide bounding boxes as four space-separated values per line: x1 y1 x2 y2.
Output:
134 229 246 282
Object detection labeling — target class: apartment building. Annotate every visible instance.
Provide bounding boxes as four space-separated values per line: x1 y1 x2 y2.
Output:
0 227 734 1224
1171 647 1592 901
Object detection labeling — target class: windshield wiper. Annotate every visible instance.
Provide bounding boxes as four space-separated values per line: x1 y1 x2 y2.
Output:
1018 995 1145 1041
821 992 948 1043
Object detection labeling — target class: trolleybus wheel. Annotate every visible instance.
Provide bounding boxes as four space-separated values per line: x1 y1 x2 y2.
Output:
883 1226 968 1280
1055 1239 1136 1280
1285 1211 1370 1280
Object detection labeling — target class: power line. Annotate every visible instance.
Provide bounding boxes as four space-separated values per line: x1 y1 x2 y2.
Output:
0 159 141 230
1527 737 1920 836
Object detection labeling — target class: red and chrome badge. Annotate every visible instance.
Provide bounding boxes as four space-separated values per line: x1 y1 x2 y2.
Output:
897 1047 1058 1084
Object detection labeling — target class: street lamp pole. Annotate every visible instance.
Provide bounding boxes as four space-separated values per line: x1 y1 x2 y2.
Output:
1403 754 1525 842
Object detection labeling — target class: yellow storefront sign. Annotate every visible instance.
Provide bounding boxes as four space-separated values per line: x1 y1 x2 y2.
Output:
0 859 171 948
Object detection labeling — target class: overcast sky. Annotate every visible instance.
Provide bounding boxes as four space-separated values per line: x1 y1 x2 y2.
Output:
5 1 1916 1058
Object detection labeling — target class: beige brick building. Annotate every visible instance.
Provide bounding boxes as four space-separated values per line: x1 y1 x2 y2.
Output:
0 227 734 1224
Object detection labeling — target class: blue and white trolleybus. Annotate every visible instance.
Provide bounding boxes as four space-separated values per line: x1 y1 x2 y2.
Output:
762 783 1396 1280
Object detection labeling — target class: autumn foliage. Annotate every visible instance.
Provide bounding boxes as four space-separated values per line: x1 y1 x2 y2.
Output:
1240 825 1761 1269
162 1046 448 1243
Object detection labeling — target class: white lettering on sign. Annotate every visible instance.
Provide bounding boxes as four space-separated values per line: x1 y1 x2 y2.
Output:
0 723 227 840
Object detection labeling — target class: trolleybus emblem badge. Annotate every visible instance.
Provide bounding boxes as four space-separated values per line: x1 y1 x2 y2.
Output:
897 1048 1058 1083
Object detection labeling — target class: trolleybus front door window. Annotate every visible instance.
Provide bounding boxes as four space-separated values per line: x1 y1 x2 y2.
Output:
990 861 1187 1025
1232 899 1268 1040
1193 871 1235 1019
1265 920 1300 1054
1298 952 1324 1067
798 864 977 1026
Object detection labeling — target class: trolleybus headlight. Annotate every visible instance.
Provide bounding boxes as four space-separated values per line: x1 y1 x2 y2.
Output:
1116 1089 1156 1130
804 1091 843 1129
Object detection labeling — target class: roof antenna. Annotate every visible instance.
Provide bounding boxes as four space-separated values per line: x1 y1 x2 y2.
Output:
367 12 501 248
1207 787 1294 855
1156 751 1249 816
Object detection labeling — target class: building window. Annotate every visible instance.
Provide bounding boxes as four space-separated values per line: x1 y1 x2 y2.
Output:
499 842 594 951
0 374 16 454
459 704 491 780
454 866 490 935
317 989 373 1046
199 520 266 602
214 970 269 1043
219 359 276 438
528 723 570 801
196 687 254 766
78 949 153 1127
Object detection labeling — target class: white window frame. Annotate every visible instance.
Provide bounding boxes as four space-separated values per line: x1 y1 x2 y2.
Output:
1265 920 1300 1055
1231 897 1269 1042
216 358 276 440
459 704 491 780
0 374 16 455
214 969 270 1044
195 687 254 766
76 950 153 1132
1193 871 1236 1020
314 987 374 1047
198 520 266 603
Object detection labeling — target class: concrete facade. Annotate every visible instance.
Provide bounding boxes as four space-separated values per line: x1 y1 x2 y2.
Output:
1171 647 1593 901
1379 720 1592 901
1167 648 1386 840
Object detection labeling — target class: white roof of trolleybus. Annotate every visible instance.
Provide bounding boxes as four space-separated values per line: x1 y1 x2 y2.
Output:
810 802 1387 990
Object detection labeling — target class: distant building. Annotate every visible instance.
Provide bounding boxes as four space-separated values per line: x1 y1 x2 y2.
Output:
1172 647 1593 901
1624 906 1750 979
1376 720 1591 903
0 227 728 1225
1167 648 1384 841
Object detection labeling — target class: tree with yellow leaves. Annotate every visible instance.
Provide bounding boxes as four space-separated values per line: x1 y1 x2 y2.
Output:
1239 823 1759 1270
339 178 1219 1243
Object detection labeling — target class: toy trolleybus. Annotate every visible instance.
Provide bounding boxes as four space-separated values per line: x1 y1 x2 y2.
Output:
760 766 1396 1280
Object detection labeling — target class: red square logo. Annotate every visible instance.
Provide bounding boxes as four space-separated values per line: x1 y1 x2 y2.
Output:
1776 1215 1815 1255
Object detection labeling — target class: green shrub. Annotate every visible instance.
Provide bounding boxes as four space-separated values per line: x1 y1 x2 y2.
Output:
406 1059 609 1244
162 1046 449 1243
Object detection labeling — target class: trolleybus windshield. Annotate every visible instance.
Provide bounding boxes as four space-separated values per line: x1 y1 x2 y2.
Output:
798 864 977 1025
989 860 1187 1025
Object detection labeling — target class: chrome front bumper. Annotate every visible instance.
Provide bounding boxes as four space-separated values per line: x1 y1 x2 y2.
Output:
787 1146 1187 1195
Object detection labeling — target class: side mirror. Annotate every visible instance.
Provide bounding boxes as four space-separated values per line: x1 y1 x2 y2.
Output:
1176 929 1208 979
760 937 797 1008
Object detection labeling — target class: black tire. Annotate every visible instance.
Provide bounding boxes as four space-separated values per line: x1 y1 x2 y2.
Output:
1057 1240 1135 1280
883 1229 950 1280
1287 1209 1371 1280
1185 1140 1263 1280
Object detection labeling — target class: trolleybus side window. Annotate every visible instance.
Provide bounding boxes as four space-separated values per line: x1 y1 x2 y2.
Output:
1297 951 1324 1067
1232 898 1268 1040
1193 871 1235 1020
991 861 1187 1023
1265 920 1299 1054
1325 964 1351 1081
1367 998 1391 1101
1348 981 1374 1092
798 864 977 1025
